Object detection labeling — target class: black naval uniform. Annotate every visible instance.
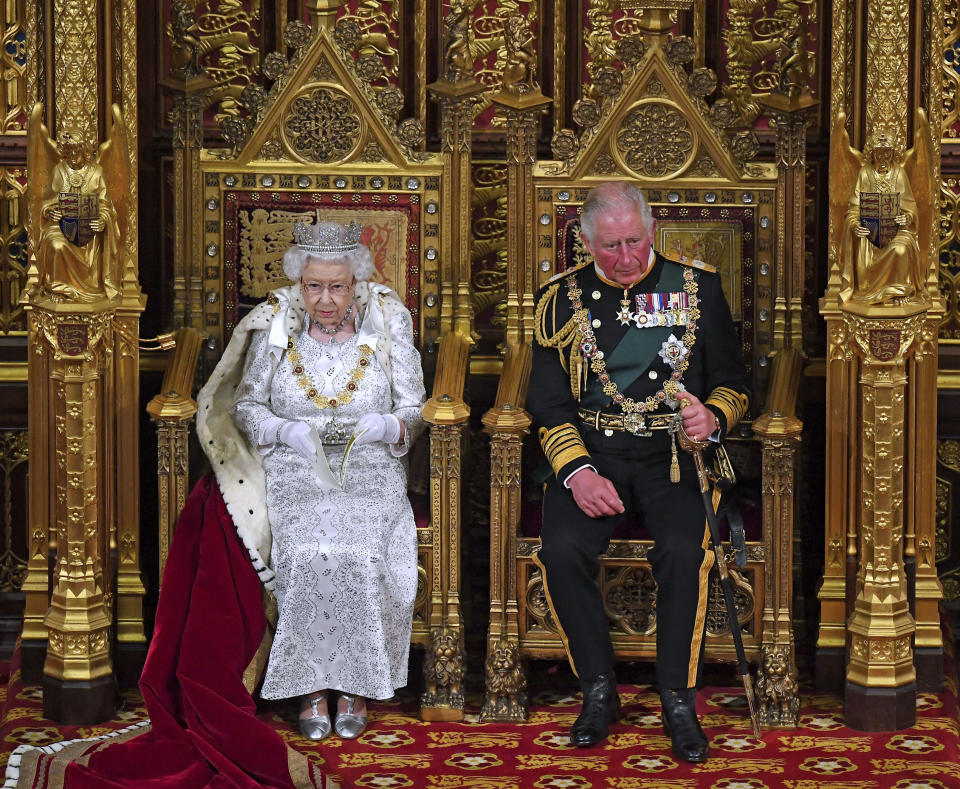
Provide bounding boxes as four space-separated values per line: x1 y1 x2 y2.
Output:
529 252 750 691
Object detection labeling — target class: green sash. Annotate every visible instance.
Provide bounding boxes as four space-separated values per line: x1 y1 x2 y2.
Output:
580 262 687 410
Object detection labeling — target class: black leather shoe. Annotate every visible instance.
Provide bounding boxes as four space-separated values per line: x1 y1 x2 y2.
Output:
660 687 709 763
570 671 621 747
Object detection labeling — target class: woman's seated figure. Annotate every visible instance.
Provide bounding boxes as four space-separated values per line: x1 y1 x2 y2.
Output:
229 217 426 740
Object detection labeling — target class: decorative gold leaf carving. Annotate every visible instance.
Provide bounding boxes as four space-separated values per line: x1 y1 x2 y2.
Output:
281 85 363 163
615 101 697 178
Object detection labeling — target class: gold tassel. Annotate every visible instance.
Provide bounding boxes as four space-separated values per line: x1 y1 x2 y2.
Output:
670 432 681 483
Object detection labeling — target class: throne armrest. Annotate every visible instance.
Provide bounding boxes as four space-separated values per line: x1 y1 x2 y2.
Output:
483 342 533 431
422 332 471 426
146 327 203 574
753 348 804 428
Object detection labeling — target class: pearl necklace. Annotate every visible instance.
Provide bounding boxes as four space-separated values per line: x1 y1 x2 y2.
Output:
312 304 353 338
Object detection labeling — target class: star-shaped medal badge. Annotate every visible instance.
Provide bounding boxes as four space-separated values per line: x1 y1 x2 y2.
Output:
658 333 689 368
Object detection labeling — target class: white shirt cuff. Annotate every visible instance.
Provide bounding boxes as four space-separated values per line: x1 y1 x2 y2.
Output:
563 464 597 488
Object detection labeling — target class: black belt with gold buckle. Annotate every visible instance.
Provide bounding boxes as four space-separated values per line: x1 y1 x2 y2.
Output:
577 407 677 436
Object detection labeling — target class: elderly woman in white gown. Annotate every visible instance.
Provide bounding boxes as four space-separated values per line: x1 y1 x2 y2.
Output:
226 218 425 740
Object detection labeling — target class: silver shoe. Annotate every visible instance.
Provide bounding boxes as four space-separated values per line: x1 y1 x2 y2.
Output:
334 693 367 739
299 695 332 741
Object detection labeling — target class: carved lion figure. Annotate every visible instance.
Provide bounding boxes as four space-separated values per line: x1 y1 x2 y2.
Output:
755 646 799 725
425 628 464 698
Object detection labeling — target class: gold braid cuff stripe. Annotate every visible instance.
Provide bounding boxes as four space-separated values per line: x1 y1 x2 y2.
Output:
539 422 590 477
705 386 749 430
286 336 373 409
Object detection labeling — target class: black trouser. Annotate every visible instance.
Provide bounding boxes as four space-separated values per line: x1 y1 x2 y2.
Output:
535 439 714 690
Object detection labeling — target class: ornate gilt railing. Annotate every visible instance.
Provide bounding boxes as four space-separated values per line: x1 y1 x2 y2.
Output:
419 331 470 721
146 328 202 577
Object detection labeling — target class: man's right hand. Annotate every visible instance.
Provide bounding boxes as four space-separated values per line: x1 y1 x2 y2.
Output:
567 468 625 518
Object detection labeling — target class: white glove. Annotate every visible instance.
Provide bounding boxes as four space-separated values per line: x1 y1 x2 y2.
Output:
277 420 317 458
354 412 403 445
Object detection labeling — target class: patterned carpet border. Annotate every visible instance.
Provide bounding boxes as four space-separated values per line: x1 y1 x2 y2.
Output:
0 639 957 789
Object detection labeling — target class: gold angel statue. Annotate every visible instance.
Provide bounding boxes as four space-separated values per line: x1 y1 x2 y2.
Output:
829 110 933 305
27 103 131 302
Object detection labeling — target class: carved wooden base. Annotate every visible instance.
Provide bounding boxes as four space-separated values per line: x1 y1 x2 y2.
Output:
114 641 147 690
420 627 465 722
20 639 47 685
815 647 846 693
42 673 116 725
914 647 943 692
755 643 800 728
844 680 916 731
481 639 528 722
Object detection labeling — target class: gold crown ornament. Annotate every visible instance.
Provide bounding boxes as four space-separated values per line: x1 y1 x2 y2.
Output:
293 210 362 255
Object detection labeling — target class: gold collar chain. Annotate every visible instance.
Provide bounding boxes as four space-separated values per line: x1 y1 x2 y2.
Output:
286 335 373 410
565 268 700 415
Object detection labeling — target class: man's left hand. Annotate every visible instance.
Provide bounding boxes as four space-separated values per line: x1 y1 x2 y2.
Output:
679 392 718 442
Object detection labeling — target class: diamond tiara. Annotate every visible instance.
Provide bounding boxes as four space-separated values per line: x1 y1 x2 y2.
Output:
292 212 362 255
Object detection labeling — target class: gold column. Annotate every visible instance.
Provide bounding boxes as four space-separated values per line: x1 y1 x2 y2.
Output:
21 308 52 682
843 305 926 730
52 0 97 144
428 3 482 343
752 349 803 728
491 87 551 348
481 343 531 722
112 306 148 687
420 332 470 722
761 94 816 352
147 328 202 576
911 0 946 691
31 303 115 723
159 66 213 330
910 317 943 688
816 305 855 690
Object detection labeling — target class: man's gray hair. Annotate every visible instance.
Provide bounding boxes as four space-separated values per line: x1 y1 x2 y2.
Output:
579 182 654 242
282 220 375 282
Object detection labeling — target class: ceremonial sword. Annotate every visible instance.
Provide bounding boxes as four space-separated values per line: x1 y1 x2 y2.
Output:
671 408 762 738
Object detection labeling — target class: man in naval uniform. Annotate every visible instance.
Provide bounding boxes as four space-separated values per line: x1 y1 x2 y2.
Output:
529 181 750 761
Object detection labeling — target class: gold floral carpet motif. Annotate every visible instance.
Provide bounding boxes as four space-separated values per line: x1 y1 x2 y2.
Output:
0 648 958 789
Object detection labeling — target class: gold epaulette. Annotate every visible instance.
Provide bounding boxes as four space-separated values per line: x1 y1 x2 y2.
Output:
666 255 717 274
534 281 578 351
544 260 592 284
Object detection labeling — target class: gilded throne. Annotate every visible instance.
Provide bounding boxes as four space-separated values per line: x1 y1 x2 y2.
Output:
481 24 804 729
151 19 475 720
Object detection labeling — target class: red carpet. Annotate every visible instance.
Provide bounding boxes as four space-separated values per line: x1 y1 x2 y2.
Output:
0 477 956 787
1 648 958 788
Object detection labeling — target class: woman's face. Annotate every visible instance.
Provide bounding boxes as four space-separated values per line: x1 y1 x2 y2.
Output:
301 258 355 329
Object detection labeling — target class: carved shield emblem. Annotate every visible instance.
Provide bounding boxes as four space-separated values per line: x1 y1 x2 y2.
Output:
58 192 99 247
57 323 88 356
868 329 900 361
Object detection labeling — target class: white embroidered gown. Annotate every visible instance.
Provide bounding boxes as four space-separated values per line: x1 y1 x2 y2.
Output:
232 308 425 700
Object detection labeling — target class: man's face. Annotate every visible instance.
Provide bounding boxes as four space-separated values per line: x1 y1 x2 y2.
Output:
582 208 657 286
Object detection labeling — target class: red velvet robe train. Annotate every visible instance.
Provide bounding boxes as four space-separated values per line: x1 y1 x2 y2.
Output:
16 475 325 788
